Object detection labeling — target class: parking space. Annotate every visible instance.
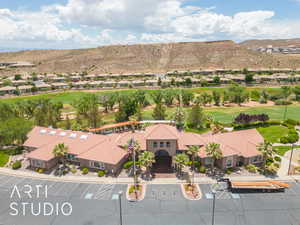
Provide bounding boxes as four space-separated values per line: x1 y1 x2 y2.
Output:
200 183 232 200
145 185 184 201
79 183 118 200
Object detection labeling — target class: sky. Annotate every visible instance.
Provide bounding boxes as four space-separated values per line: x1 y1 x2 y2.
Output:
1 0 300 50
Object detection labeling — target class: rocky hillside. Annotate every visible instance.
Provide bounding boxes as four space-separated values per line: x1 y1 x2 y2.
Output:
1 40 300 75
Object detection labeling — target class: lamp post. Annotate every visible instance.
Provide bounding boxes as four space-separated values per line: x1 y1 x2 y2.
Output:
118 191 123 225
211 190 216 225
129 138 138 200
288 144 295 176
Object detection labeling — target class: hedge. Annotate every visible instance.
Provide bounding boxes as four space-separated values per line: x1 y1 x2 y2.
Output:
12 161 22 170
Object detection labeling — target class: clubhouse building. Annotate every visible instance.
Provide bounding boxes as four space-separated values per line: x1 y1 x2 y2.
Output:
24 124 264 175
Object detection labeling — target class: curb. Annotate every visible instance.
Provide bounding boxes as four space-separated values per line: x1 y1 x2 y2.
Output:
126 184 146 201
181 184 202 200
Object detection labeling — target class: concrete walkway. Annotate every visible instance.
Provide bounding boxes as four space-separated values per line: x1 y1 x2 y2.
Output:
1 167 300 185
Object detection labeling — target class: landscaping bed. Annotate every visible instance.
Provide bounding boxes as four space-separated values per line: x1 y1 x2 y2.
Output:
126 184 145 201
181 184 201 200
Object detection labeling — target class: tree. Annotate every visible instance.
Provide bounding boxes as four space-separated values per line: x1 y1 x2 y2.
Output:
187 104 205 129
72 94 101 129
281 86 292 120
213 76 220 84
205 143 222 174
53 143 69 167
174 106 185 130
181 90 194 106
185 78 192 86
260 89 269 104
195 93 212 106
293 86 300 101
0 118 33 147
212 91 221 106
64 115 72 130
139 151 155 179
186 145 200 185
257 142 274 171
227 83 248 106
152 103 166 120
245 74 254 83
151 91 164 105
133 90 148 107
174 153 189 177
163 89 176 106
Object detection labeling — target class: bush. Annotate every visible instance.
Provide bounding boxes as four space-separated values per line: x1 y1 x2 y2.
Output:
274 156 282 162
12 161 21 170
275 99 292 105
128 185 141 194
285 119 299 126
266 158 274 166
4 146 23 156
199 166 206 174
70 166 77 174
123 161 133 169
37 168 44 174
98 170 106 177
81 168 89 175
294 166 300 172
225 168 233 175
245 164 257 173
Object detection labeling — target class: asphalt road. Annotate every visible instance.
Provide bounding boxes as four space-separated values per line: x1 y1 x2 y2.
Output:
1 175 300 225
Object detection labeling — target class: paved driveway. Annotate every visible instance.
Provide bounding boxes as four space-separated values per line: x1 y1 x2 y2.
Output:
1 174 300 225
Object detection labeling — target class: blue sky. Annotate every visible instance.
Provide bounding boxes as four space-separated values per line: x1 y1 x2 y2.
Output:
0 0 300 49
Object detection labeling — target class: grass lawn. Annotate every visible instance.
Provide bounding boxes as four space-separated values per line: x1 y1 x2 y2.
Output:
0 152 9 167
257 125 289 143
273 146 300 156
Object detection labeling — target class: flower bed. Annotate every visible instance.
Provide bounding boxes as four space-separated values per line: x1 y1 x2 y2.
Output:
181 184 202 200
126 184 146 201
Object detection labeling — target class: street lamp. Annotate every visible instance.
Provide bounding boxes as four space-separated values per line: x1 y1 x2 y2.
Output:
211 189 216 225
118 191 123 225
288 143 295 176
129 138 138 200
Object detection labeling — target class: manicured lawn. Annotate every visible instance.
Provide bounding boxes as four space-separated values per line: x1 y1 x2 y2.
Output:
257 125 289 143
0 152 9 167
273 146 300 156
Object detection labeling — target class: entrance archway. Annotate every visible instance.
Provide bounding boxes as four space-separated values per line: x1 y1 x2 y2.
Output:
152 150 173 173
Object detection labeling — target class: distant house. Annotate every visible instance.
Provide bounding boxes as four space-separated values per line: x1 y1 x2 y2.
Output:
0 86 16 95
24 124 264 174
51 82 69 89
17 85 33 94
35 83 51 91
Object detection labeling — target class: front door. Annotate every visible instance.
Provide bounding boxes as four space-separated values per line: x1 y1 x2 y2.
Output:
152 150 173 173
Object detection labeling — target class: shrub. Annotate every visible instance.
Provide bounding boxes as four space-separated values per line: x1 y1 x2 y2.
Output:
294 166 300 172
225 168 233 175
285 119 299 126
70 166 77 174
266 158 274 166
98 170 106 177
4 146 23 156
274 156 282 162
199 166 206 174
123 161 133 169
37 168 44 174
81 168 89 175
12 161 21 170
245 164 257 173
128 185 141 194
274 100 292 105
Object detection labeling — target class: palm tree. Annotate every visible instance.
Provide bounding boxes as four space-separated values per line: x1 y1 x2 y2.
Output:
123 139 141 194
53 143 69 167
139 151 155 180
186 145 200 185
174 153 189 177
257 142 274 171
205 143 222 175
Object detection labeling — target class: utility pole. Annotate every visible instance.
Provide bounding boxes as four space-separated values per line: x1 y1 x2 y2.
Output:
288 144 295 176
118 191 123 225
211 190 216 225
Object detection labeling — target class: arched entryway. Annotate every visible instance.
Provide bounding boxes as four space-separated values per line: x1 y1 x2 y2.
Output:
152 150 173 173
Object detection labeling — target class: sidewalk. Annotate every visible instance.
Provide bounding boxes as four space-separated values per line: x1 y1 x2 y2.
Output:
1 167 300 184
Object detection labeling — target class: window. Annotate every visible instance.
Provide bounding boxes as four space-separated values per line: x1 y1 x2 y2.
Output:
153 142 157 148
166 142 170 148
160 142 164 148
67 154 79 161
226 159 233 168
205 157 212 166
33 160 43 167
91 161 105 169
252 156 260 163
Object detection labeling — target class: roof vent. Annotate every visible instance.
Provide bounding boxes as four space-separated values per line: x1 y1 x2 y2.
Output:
59 132 66 137
49 131 56 135
80 135 88 140
69 133 77 138
40 129 47 134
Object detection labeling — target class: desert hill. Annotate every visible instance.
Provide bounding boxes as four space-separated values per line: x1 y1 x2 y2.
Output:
1 40 300 75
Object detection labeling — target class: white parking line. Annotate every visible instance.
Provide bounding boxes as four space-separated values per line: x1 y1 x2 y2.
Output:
0 176 16 188
94 184 115 200
80 184 93 199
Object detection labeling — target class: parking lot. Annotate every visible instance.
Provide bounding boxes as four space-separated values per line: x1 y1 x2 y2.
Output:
1 175 300 225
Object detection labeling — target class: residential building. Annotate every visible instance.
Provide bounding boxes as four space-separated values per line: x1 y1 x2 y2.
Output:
24 124 264 174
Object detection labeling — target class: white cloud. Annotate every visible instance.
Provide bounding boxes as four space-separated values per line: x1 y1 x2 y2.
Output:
1 0 300 49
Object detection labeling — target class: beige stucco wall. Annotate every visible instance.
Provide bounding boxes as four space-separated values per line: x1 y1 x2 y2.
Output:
146 139 177 156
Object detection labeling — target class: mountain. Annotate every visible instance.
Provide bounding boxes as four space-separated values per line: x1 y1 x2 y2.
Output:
0 40 300 75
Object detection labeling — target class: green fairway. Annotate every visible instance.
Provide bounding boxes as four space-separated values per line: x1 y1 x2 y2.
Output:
273 145 300 156
257 125 289 143
0 152 9 167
